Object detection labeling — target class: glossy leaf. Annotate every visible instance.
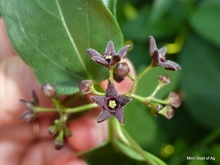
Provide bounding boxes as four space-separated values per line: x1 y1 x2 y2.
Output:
102 0 117 17
0 0 123 94
180 33 220 129
189 0 220 48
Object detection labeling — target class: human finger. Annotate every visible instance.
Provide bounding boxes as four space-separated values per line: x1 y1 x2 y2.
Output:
0 18 16 58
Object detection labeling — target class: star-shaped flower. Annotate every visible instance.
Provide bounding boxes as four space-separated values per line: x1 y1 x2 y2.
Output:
19 91 39 122
149 36 181 71
90 82 132 124
87 41 130 68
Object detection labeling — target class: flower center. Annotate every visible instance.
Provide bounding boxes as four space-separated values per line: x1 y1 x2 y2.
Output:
108 100 117 109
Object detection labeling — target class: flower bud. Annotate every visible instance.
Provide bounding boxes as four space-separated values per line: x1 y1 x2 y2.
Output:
54 131 64 150
158 74 170 86
64 126 72 138
167 92 182 108
48 125 58 136
114 62 130 77
41 83 56 98
54 139 64 150
159 105 175 119
78 80 93 94
114 74 125 83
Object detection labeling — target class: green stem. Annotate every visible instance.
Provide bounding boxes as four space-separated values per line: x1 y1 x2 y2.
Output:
129 62 154 94
120 125 161 165
145 96 169 105
52 97 64 109
34 107 59 112
128 93 145 102
114 118 130 146
65 103 98 113
127 74 135 81
151 85 162 97
108 117 115 142
109 68 114 83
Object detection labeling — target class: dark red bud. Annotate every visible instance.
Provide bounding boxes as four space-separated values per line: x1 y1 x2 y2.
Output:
41 83 56 98
54 140 64 150
78 80 93 94
158 74 170 85
114 62 130 77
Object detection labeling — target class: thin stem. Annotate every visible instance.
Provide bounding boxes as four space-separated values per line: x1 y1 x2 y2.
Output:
108 117 115 142
109 68 114 83
52 97 64 109
128 93 145 102
114 118 130 146
127 74 135 81
120 125 159 165
145 96 169 105
34 107 59 112
151 84 162 97
129 62 154 94
65 103 98 113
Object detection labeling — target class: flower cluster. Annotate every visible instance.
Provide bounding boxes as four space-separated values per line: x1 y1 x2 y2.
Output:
18 36 182 151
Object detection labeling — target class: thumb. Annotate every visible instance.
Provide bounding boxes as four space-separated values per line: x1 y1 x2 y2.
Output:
0 56 50 125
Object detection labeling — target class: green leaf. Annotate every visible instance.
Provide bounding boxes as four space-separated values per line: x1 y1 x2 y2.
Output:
180 33 220 129
0 0 123 94
102 0 117 17
189 0 220 48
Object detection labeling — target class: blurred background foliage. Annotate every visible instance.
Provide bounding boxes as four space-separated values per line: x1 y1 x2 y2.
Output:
104 0 220 164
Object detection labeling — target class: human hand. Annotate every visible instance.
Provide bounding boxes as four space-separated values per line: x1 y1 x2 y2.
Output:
0 18 135 165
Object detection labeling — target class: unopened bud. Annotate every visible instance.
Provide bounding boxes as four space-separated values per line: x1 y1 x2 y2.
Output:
158 74 170 86
114 62 130 77
159 105 175 119
41 83 56 98
64 126 72 138
54 131 64 150
114 74 125 83
167 92 182 108
54 139 64 150
78 80 93 94
48 125 58 136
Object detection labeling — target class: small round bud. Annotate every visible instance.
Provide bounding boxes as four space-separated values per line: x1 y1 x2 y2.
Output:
114 74 125 83
158 74 170 86
41 83 56 98
114 62 130 77
78 80 93 94
48 125 58 136
54 139 64 150
159 105 174 119
167 92 182 108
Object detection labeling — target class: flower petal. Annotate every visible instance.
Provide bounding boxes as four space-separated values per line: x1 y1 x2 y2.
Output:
159 60 181 71
111 55 121 66
105 41 115 55
106 82 118 97
91 56 109 66
149 36 157 56
118 95 132 106
158 46 167 57
87 48 102 58
97 109 113 123
114 108 124 124
117 45 131 59
90 96 105 107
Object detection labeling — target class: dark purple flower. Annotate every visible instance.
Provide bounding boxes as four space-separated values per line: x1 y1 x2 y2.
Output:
19 91 39 122
87 41 130 68
90 83 132 124
149 36 181 71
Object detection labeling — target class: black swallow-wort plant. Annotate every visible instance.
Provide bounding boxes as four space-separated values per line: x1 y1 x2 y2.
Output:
19 36 182 165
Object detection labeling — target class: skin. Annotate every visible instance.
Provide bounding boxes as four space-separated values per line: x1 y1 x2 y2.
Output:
0 18 135 165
